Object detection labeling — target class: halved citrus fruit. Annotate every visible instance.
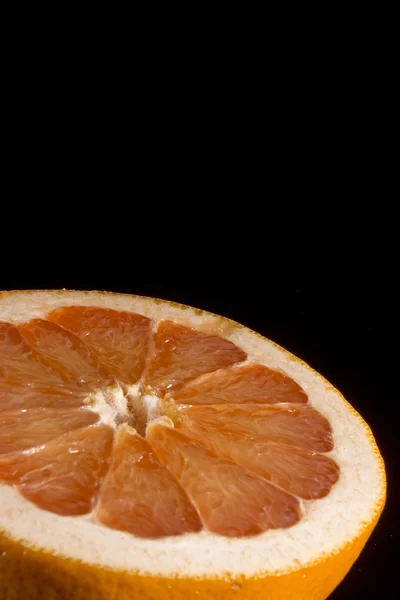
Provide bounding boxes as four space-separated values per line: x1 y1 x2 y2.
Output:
0 290 385 600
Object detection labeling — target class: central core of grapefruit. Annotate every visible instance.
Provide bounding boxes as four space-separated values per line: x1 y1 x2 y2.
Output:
86 386 169 436
0 305 339 540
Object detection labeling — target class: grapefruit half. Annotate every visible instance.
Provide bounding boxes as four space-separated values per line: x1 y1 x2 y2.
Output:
0 290 386 599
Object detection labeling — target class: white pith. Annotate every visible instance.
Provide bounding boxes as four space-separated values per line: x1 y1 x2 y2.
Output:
86 386 130 427
0 290 385 578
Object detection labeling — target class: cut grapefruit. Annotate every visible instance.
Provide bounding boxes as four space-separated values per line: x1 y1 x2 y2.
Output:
0 290 386 600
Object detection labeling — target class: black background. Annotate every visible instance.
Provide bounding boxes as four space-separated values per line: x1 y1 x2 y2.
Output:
1 17 397 596
1 220 397 600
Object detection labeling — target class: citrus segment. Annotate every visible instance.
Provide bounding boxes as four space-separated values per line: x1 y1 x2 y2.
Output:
18 319 112 392
173 403 333 452
143 320 246 395
177 423 339 499
0 321 68 393
46 306 152 385
97 424 202 538
0 424 113 515
0 388 85 412
171 363 308 405
147 421 301 536
0 408 99 454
